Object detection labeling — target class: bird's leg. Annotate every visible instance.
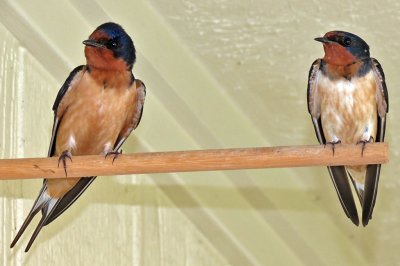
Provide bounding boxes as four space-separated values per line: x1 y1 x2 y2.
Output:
324 140 342 156
105 149 123 165
356 136 374 157
57 150 73 177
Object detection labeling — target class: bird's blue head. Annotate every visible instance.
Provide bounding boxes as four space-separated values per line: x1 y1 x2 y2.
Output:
83 22 136 71
315 31 370 66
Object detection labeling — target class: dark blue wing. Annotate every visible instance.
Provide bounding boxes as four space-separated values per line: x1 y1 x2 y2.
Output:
362 58 388 226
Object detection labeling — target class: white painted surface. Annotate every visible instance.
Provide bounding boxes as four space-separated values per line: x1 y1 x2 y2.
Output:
0 0 399 265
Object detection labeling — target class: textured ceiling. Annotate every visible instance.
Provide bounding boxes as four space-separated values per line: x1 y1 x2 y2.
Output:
148 0 400 146
1 0 400 265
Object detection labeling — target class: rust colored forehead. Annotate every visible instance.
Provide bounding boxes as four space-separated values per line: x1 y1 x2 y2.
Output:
324 31 343 39
89 30 110 40
85 45 129 71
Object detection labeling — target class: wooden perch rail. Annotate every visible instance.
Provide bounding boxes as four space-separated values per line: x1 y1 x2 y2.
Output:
0 143 389 180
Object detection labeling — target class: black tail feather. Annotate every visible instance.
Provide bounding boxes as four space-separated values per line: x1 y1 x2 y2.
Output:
362 164 381 226
328 166 359 226
11 177 97 251
44 177 96 225
10 201 44 248
24 213 48 252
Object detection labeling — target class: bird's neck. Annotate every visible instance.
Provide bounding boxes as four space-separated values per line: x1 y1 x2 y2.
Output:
323 60 368 80
87 66 134 88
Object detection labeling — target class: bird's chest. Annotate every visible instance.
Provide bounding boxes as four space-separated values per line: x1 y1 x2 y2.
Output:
318 73 377 143
56 75 134 155
76 88 125 129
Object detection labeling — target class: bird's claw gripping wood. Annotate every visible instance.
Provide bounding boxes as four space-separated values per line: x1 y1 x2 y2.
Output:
324 140 342 156
57 150 72 177
105 150 123 165
357 136 374 157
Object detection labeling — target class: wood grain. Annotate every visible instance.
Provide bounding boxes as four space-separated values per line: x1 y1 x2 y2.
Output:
0 143 389 180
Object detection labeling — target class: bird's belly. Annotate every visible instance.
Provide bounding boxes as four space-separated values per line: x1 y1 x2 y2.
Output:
319 75 378 144
48 94 125 197
55 88 130 156
58 108 121 155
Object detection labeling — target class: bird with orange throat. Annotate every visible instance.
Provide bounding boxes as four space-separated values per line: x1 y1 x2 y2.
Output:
10 22 146 251
307 31 388 226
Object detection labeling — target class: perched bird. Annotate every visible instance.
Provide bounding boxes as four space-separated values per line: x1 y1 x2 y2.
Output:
307 31 388 226
10 22 146 251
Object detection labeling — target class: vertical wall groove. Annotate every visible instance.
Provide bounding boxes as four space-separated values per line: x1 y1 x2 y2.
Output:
0 24 24 266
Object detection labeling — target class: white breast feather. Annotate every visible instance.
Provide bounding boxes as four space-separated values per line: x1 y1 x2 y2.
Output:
68 135 77 150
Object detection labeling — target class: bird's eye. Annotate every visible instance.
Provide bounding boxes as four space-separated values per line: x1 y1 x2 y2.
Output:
343 37 352 47
108 40 119 48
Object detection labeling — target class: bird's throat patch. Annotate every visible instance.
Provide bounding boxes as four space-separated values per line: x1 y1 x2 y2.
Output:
323 43 357 66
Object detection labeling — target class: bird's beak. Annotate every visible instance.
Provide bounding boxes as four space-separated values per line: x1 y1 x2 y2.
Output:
314 37 332 44
82 39 106 48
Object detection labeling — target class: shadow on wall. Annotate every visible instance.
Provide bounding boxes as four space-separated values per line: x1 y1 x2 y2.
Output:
2 174 329 211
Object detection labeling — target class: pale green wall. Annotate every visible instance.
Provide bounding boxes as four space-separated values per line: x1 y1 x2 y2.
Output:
0 0 399 265
0 19 234 266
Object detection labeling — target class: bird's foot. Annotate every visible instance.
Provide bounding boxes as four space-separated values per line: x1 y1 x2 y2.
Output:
105 149 122 165
57 150 72 177
324 140 342 156
357 136 374 157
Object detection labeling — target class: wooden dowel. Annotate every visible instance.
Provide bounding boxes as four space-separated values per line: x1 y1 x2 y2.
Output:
0 143 389 180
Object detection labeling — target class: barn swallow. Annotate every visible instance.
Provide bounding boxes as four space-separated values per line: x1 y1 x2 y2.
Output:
10 22 146 251
307 31 388 226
